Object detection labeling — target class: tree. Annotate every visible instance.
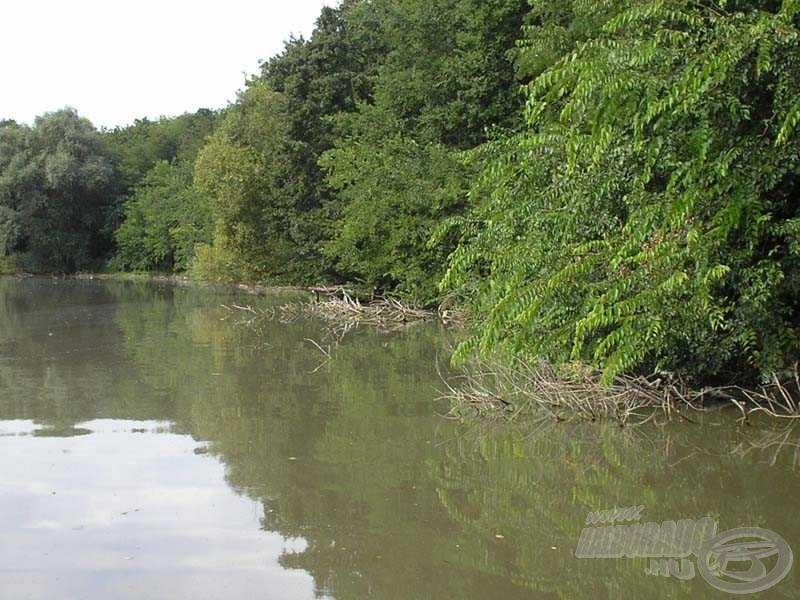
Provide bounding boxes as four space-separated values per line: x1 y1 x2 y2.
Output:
0 109 114 272
103 109 218 243
256 0 390 279
193 82 298 282
322 108 469 302
322 0 528 302
113 160 212 272
444 0 800 383
103 109 218 194
367 0 528 148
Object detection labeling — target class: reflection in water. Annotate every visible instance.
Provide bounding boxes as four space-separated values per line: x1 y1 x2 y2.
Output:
0 277 798 599
0 419 315 600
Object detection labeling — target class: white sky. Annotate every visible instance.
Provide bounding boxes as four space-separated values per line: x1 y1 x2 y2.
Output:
0 0 335 129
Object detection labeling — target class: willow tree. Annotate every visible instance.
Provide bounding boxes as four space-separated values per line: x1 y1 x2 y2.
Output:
444 0 800 382
0 110 114 272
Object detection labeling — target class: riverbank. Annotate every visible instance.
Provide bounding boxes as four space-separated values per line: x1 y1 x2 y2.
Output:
3 270 443 329
4 271 799 425
3 270 313 298
74 272 312 298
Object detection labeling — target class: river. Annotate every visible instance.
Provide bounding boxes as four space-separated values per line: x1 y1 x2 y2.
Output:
0 277 797 598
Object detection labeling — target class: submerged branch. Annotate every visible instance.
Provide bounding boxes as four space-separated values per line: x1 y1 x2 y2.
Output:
223 289 442 338
441 359 800 426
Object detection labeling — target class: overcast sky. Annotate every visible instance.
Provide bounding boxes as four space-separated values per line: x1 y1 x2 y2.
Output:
1 0 335 129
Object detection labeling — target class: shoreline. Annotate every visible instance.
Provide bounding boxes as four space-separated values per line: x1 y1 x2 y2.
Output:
4 271 798 425
3 271 312 298
442 359 800 426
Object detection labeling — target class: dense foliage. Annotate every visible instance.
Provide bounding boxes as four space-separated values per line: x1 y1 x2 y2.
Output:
0 110 114 271
321 112 471 301
2 0 799 383
106 109 219 271
103 109 218 196
113 160 212 272
444 0 800 382
193 82 298 282
321 0 528 302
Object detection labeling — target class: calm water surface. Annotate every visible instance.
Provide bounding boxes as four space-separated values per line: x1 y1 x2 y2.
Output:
0 277 798 599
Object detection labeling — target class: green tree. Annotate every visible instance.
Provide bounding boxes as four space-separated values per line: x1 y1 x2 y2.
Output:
322 0 528 302
113 160 212 272
322 108 470 302
193 82 297 282
444 0 800 383
103 109 218 246
103 109 218 194
0 109 114 272
367 0 528 148
256 0 389 279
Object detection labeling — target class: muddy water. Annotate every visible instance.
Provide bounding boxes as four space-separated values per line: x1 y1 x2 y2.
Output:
0 277 797 599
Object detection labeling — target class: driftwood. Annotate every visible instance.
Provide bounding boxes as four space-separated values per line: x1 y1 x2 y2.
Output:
310 286 349 301
222 291 437 339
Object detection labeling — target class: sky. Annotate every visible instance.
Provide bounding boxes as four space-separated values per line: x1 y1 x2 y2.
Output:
0 0 335 129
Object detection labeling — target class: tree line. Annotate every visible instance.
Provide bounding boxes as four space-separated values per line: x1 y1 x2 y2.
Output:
1 0 799 384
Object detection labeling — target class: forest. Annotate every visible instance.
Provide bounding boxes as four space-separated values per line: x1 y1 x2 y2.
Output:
1 0 799 386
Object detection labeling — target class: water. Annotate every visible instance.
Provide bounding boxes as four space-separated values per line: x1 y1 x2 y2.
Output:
0 277 798 599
